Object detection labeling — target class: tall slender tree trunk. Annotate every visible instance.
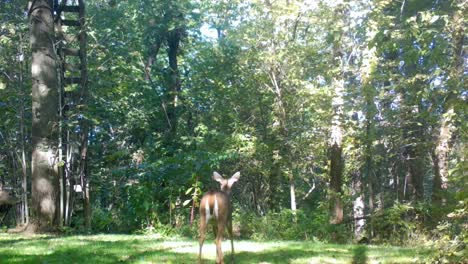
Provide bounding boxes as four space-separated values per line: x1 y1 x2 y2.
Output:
363 89 375 235
79 122 90 230
404 145 424 201
404 111 425 201
167 29 182 135
328 4 348 226
329 77 344 224
352 174 365 240
289 175 297 211
28 0 59 231
64 136 73 226
269 162 281 211
78 0 91 231
269 68 297 213
18 33 29 225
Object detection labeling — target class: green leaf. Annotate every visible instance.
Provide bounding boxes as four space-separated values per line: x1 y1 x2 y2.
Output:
182 199 191 207
185 187 194 195
429 15 440 24
143 201 150 210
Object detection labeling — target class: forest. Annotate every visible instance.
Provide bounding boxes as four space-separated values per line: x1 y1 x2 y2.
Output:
0 0 466 263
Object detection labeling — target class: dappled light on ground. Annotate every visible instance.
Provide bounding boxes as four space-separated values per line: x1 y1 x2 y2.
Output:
0 234 429 264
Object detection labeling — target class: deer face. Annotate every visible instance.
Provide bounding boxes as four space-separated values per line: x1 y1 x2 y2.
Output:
213 171 240 194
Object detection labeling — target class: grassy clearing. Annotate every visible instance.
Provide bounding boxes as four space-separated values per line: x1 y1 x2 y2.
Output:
0 233 430 264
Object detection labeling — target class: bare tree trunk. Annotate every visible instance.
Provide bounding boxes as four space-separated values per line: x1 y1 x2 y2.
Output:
329 144 343 224
189 175 199 226
329 78 344 225
29 0 59 231
166 29 182 135
352 175 365 240
79 122 91 230
328 4 348 226
269 163 281 211
64 131 73 226
190 198 195 226
57 23 64 228
289 175 297 212
404 120 425 202
364 110 374 237
78 0 91 231
18 33 29 225
268 68 296 213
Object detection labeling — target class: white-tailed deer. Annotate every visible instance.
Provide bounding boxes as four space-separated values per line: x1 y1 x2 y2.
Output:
199 171 240 264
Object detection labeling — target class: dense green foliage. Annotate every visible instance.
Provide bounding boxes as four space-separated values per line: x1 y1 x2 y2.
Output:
0 0 466 262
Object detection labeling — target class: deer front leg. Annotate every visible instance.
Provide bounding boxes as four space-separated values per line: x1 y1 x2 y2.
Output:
199 217 207 264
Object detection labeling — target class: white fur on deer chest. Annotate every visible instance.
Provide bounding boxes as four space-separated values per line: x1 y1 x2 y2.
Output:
205 195 219 224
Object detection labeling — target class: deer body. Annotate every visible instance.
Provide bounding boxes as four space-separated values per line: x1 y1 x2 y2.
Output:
199 171 240 264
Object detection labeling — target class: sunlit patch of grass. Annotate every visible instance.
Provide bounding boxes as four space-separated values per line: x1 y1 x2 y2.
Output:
0 233 430 263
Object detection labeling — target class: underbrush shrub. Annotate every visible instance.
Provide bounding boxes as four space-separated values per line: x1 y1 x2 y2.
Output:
135 221 176 237
91 207 116 232
371 202 428 245
178 221 199 238
235 209 334 241
428 200 467 264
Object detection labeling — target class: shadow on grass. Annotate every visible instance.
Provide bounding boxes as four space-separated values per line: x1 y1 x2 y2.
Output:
0 235 430 264
234 246 350 264
0 238 198 264
352 245 367 264
0 235 58 247
0 237 343 264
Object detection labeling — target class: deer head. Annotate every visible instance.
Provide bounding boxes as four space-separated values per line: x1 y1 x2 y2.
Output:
213 171 240 194
199 171 240 264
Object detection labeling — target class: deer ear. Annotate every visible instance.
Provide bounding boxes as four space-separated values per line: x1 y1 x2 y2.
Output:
231 171 240 181
213 171 224 183
228 171 240 187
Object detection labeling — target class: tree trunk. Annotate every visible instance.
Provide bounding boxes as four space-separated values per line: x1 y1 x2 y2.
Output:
64 131 73 226
269 68 296 213
18 33 29 225
29 0 59 231
166 29 182 135
78 0 91 231
404 116 425 202
432 7 464 201
329 142 343 224
289 175 297 212
269 162 281 211
433 109 454 192
329 77 344 225
352 176 365 240
189 199 195 226
79 122 91 230
364 97 375 236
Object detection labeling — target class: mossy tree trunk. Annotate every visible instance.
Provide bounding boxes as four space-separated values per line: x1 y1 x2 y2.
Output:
29 0 60 231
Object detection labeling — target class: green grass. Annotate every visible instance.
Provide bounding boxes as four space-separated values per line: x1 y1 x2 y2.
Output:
0 233 430 264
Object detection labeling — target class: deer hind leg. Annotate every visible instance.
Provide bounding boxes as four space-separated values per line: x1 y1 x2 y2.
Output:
212 223 218 237
199 218 207 264
215 222 225 264
227 219 234 263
